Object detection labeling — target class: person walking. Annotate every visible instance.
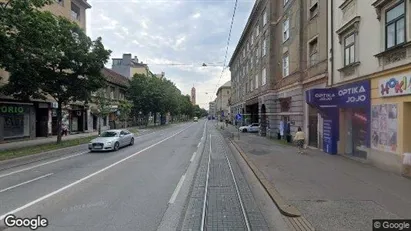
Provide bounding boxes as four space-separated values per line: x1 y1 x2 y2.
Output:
294 127 305 154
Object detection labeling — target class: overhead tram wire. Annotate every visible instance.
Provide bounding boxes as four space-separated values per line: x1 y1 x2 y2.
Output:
212 0 238 98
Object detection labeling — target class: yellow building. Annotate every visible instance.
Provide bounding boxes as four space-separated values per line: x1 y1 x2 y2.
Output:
370 64 411 175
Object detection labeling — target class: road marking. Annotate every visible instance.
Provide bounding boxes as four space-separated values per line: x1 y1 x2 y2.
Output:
200 134 212 231
197 142 201 148
0 152 88 179
168 174 186 204
0 123 193 221
190 152 196 162
0 173 54 193
0 131 167 179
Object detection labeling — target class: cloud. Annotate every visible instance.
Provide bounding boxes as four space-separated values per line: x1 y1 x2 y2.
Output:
87 0 254 109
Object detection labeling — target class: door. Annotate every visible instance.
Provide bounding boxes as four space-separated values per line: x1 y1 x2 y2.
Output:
308 115 318 147
119 130 127 147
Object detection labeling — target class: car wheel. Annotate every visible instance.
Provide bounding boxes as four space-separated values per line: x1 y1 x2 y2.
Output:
130 138 134 146
114 142 120 151
242 129 247 132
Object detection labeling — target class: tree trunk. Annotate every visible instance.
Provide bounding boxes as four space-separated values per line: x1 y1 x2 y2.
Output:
56 101 63 144
98 116 101 135
154 113 157 126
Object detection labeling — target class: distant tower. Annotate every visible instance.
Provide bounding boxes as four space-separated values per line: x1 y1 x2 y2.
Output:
191 86 196 105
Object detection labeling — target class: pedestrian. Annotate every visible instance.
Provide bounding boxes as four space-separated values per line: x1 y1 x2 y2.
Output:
293 126 305 154
61 123 68 136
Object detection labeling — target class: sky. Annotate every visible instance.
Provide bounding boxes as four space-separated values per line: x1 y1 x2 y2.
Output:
86 0 255 109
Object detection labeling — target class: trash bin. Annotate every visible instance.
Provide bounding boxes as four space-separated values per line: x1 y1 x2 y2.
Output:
402 153 411 178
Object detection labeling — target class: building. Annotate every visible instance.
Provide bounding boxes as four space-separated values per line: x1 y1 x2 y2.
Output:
305 0 411 175
0 0 91 142
191 86 196 105
208 101 216 118
111 54 155 78
229 0 271 130
216 81 231 121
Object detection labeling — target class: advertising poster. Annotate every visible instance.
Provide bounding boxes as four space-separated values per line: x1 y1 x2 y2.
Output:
371 103 397 153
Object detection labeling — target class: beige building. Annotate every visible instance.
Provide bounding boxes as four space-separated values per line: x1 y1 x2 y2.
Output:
0 0 91 141
112 54 155 78
216 81 231 121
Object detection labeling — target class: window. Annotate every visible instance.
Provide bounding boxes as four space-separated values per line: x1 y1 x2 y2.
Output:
282 54 289 77
309 0 319 19
251 35 254 45
262 68 267 85
250 78 253 91
247 41 250 51
309 38 318 66
243 49 245 58
263 10 267 26
344 34 355 66
284 0 289 6
255 74 259 89
256 44 259 63
385 1 405 49
263 38 267 56
227 90 230 94
256 24 260 36
112 59 122 66
283 18 290 42
71 3 80 20
110 87 115 99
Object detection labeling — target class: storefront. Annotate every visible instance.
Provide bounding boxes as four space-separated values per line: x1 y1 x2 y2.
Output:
306 80 371 157
0 102 35 141
370 69 411 174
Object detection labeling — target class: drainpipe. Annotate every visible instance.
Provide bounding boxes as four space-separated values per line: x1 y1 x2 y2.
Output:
330 0 334 86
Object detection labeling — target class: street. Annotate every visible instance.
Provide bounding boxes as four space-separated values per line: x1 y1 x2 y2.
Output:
0 120 281 231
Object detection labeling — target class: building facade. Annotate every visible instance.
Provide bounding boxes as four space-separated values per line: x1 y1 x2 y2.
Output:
111 54 154 78
216 81 231 121
208 101 216 119
306 0 411 175
0 0 91 142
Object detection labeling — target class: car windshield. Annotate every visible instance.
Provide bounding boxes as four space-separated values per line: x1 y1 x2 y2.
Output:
100 131 118 137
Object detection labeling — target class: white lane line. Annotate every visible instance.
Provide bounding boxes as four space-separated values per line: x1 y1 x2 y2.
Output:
168 174 186 204
0 151 88 179
0 173 54 193
197 142 201 148
0 123 193 221
200 134 212 231
190 152 197 162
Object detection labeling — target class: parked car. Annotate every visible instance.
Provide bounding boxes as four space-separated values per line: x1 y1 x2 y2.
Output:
89 129 134 152
238 123 260 133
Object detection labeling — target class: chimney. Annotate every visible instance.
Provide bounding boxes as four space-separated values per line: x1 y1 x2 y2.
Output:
122 54 132 65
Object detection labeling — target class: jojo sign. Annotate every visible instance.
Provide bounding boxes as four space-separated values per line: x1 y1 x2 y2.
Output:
0 104 26 115
379 74 411 97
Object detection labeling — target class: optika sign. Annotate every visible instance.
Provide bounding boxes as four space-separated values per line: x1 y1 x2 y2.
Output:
0 105 25 114
314 93 335 101
379 75 411 97
338 85 366 96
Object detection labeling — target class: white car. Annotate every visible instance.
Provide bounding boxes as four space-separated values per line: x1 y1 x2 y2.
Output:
239 123 260 133
89 129 134 152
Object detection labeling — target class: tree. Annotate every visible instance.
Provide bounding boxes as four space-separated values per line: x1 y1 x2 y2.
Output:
118 100 132 128
91 89 112 135
0 1 111 143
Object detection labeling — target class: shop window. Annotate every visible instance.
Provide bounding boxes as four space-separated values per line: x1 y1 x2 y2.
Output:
385 1 405 49
344 108 368 158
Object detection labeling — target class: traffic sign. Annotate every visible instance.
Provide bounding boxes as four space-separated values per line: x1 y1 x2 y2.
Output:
236 113 242 121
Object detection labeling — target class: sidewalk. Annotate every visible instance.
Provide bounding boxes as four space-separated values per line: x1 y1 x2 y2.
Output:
222 124 411 231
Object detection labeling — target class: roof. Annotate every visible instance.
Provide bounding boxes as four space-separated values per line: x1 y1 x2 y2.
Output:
101 68 130 88
217 81 231 95
228 0 263 68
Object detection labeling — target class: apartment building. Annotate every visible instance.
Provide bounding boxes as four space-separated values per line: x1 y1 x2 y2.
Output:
0 0 91 142
305 0 411 175
229 0 271 131
216 81 231 122
112 54 155 78
208 101 216 119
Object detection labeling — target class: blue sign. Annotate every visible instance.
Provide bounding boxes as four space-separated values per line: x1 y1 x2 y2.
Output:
235 114 242 121
306 80 371 108
221 111 225 117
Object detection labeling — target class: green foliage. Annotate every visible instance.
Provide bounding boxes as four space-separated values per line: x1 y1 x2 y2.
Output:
0 1 111 142
91 89 112 134
118 100 132 127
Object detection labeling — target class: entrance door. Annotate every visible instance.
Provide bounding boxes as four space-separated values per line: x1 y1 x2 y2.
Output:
308 115 318 147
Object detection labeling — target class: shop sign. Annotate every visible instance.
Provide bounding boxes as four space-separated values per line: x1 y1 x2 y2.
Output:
0 104 26 115
379 75 411 97
306 80 370 108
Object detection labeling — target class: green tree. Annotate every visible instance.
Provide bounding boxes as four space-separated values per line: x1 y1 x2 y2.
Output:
0 2 111 143
91 89 112 135
128 74 152 126
118 100 132 128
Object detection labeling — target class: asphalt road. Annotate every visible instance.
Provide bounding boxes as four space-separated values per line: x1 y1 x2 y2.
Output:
0 121 205 231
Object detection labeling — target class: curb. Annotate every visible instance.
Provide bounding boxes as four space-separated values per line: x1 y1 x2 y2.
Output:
228 138 301 218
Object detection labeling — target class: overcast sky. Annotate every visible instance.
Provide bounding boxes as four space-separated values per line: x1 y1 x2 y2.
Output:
86 0 254 109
